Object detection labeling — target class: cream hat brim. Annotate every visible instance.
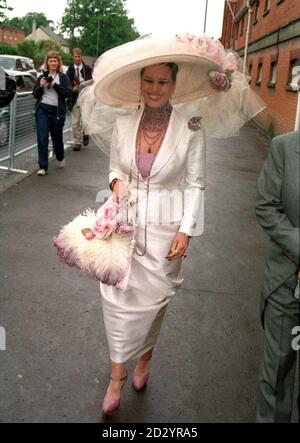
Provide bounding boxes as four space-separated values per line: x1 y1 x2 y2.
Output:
93 36 222 108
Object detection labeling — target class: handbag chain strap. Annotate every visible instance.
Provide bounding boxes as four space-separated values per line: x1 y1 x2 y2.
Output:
128 127 150 257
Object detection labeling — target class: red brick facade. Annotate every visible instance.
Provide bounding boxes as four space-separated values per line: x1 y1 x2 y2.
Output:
0 24 25 47
221 0 300 136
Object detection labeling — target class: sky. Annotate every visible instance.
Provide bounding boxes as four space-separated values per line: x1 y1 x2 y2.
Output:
6 0 225 38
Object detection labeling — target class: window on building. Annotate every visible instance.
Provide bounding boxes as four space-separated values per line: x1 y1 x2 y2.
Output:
268 62 277 88
234 23 238 40
253 1 260 24
286 59 300 91
256 63 263 85
264 0 271 13
240 16 245 36
248 64 253 83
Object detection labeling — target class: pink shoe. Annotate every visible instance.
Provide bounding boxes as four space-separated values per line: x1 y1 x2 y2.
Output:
132 371 150 391
132 352 152 391
102 370 128 416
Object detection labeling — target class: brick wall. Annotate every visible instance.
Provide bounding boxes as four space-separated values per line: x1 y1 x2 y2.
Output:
0 24 25 47
249 39 299 135
221 0 300 136
233 0 300 51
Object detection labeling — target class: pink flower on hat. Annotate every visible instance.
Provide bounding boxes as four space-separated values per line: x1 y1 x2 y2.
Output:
226 65 238 74
190 36 209 54
209 70 232 92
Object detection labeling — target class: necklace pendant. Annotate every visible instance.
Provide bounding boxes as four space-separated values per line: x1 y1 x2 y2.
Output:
147 147 151 154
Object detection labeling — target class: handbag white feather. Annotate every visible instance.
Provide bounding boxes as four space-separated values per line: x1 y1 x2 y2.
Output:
53 196 136 290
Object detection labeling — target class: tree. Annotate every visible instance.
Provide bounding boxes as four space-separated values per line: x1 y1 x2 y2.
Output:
61 0 139 56
15 39 71 68
4 12 52 36
33 40 72 67
16 40 37 59
0 0 12 20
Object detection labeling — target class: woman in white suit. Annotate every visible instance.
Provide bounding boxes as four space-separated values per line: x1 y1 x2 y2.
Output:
78 34 265 416
101 63 205 415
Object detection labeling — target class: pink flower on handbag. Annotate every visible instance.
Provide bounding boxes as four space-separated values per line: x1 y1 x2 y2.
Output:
208 70 232 92
103 201 118 221
92 219 113 239
115 224 135 236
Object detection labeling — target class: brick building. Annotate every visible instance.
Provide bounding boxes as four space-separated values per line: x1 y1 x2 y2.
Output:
221 0 300 136
0 24 25 47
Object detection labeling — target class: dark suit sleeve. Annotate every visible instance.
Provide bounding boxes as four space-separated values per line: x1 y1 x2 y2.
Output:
256 137 299 266
87 65 93 80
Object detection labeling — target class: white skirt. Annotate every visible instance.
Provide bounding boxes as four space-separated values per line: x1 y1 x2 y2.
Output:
100 222 184 363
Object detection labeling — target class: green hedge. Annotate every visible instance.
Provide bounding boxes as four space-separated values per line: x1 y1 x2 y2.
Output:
0 43 18 55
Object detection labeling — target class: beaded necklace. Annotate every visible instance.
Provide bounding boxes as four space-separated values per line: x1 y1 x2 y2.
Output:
140 103 172 153
128 103 172 256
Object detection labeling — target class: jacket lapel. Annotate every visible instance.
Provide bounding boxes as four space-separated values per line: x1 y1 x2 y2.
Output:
127 109 143 180
289 130 300 192
126 108 185 181
149 109 185 178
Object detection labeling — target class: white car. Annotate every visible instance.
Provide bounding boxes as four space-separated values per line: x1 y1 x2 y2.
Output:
0 55 38 78
0 70 36 147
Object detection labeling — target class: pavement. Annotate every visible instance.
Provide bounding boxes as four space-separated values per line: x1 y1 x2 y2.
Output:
0 125 298 423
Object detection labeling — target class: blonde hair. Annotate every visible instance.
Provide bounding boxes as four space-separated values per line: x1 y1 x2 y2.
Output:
72 48 82 56
43 51 63 72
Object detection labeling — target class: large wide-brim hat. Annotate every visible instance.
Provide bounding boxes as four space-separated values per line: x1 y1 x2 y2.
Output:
79 34 266 154
93 34 239 108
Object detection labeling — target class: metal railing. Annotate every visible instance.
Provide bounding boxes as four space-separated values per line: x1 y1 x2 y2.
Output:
0 91 72 190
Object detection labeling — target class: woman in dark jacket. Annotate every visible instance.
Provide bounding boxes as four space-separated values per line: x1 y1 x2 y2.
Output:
33 51 72 176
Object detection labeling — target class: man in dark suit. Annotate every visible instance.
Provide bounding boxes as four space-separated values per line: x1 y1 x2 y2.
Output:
67 48 93 151
255 130 300 422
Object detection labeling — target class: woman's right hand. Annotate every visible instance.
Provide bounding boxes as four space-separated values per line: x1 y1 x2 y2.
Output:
40 78 47 87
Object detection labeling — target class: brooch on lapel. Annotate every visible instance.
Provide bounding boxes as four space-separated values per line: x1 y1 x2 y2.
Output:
188 116 202 132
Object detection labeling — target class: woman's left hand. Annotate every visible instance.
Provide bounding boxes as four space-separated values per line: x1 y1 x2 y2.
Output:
166 232 190 261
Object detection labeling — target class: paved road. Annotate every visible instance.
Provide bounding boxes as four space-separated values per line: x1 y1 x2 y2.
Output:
0 125 297 422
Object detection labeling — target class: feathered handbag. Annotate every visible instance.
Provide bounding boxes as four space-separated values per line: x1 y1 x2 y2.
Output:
53 195 136 290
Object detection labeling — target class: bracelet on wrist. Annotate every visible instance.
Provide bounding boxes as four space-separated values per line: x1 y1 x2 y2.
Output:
109 178 119 191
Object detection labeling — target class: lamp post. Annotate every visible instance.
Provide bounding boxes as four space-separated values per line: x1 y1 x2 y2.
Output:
243 0 253 75
203 0 208 34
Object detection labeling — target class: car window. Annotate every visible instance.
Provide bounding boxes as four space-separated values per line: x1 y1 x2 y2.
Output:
15 75 25 91
0 56 15 70
23 75 35 91
21 58 34 70
15 59 23 71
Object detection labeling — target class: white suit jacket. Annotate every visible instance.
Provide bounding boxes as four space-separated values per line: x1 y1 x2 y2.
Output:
109 108 206 237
